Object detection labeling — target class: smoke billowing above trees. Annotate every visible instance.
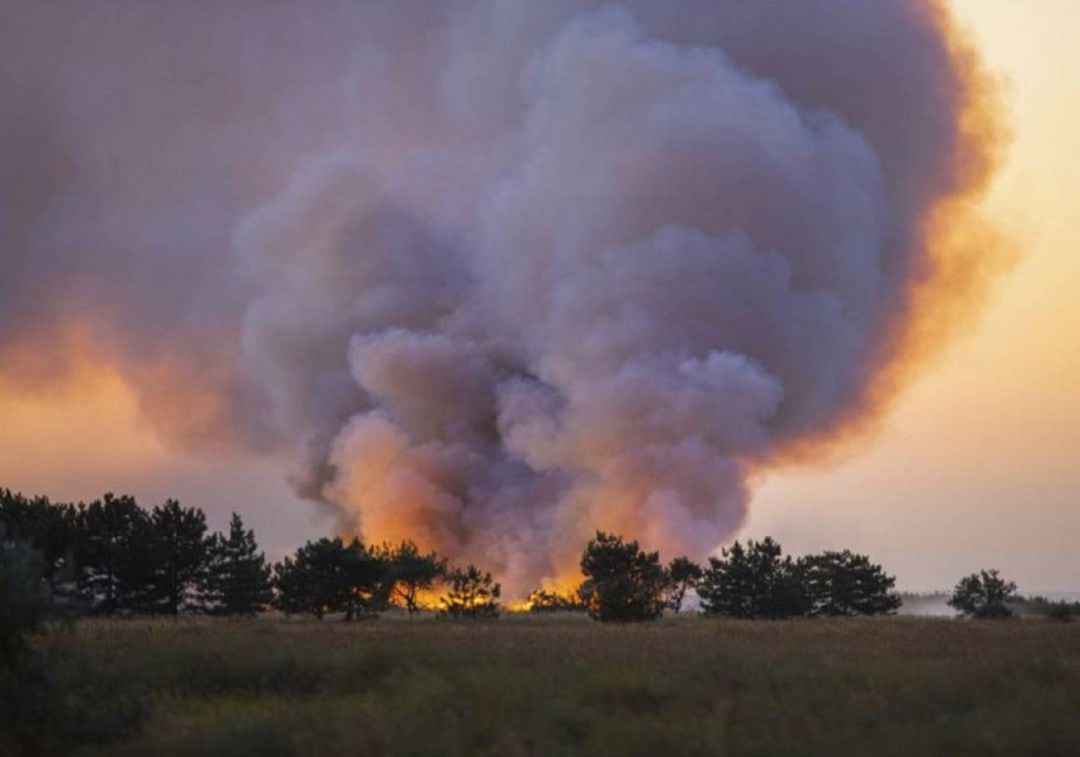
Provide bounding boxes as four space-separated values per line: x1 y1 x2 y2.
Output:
0 1 1004 594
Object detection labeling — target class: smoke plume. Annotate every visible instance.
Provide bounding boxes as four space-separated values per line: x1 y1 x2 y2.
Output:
0 1 1003 593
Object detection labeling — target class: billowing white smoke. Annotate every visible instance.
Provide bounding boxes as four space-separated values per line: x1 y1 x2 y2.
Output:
0 1 1000 593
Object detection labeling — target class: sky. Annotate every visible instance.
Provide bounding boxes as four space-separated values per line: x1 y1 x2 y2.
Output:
1 0 1077 591
747 0 1080 591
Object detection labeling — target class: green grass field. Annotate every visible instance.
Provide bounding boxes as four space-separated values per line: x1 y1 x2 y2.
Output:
28 614 1080 756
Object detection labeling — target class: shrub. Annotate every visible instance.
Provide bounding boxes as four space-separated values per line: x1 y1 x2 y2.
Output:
1045 601 1074 622
948 569 1018 619
438 565 501 619
0 528 51 662
0 489 81 598
0 530 58 753
525 588 587 613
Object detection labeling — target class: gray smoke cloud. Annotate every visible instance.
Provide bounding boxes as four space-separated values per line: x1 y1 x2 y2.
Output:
0 1 1001 593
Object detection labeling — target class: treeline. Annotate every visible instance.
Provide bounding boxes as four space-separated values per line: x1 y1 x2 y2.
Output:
573 532 901 622
3 488 1073 623
0 488 498 619
573 534 1078 623
2 489 272 615
271 538 499 619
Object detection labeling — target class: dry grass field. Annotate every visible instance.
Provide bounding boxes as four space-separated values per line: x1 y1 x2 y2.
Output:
26 613 1080 756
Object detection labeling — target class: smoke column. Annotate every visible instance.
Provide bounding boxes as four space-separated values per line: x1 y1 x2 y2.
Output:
0 1 1003 594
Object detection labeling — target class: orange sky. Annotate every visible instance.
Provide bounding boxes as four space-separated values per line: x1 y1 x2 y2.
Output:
1 0 1077 589
0 354 336 561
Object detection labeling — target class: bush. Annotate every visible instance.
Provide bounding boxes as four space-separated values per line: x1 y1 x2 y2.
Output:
0 527 51 662
438 564 500 618
948 569 1018 619
0 489 80 598
0 530 108 755
1045 601 1075 622
525 588 587 613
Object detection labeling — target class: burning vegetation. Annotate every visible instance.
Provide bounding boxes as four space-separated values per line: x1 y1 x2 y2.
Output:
8 488 1048 625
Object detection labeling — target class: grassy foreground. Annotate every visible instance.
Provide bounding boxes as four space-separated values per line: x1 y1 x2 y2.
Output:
30 613 1080 756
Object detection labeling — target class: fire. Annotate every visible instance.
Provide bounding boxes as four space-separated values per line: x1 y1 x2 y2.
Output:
509 576 587 613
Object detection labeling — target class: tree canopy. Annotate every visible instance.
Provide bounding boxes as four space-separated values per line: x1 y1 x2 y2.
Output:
78 493 155 614
147 500 208 615
438 564 501 619
203 513 272 616
698 538 806 619
375 541 445 615
579 531 667 622
666 556 703 614
4 486 1004 627
948 569 1018 619
799 550 901 617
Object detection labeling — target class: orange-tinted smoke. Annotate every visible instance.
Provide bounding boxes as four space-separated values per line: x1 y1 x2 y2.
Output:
766 0 1011 473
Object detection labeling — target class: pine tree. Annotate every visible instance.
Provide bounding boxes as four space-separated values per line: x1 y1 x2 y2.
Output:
146 500 208 614
698 538 806 619
203 513 272 616
273 537 355 619
579 532 666 622
77 494 154 614
341 538 389 620
666 556 703 613
376 541 445 614
798 550 901 617
438 564 500 619
0 490 81 596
